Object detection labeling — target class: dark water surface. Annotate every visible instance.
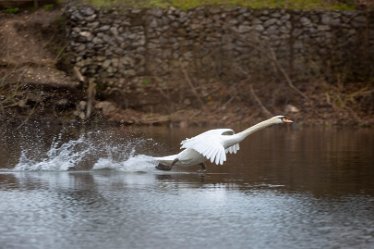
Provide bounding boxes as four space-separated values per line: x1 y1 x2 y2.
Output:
0 124 373 249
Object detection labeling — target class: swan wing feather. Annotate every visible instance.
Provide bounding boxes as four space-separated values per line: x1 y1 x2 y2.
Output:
180 129 232 165
180 129 234 147
225 143 240 154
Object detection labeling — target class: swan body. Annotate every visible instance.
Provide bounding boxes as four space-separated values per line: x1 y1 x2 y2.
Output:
154 115 292 170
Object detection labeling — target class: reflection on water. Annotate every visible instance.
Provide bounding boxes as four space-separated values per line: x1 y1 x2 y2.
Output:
0 124 373 249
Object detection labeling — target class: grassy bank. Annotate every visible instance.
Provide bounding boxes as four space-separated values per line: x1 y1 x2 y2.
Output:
86 0 356 10
0 1 361 15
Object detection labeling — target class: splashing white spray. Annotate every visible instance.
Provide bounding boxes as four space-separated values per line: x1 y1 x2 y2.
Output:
92 155 158 172
13 133 159 172
14 136 91 171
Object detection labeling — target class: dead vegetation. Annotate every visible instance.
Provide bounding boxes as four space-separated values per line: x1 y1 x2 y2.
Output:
0 9 82 126
0 7 373 127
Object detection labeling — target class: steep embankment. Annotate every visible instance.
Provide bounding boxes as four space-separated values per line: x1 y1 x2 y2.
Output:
0 7 373 127
0 9 83 124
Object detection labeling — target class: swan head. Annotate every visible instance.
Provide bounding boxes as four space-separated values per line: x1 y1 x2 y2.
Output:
270 115 293 124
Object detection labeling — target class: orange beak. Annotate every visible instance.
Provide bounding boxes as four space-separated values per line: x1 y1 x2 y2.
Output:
283 118 293 123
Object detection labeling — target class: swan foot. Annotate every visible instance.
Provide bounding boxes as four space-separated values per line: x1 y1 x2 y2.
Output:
155 159 179 171
155 163 172 171
197 162 207 173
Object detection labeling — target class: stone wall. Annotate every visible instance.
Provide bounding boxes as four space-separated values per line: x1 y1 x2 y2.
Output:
64 5 374 94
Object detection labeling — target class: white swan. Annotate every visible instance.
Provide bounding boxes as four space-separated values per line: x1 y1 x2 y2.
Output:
154 115 293 171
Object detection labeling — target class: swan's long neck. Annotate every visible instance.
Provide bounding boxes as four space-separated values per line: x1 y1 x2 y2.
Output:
238 119 276 139
226 119 277 146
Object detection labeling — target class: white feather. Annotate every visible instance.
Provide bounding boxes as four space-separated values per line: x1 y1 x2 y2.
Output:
180 129 235 165
155 116 290 168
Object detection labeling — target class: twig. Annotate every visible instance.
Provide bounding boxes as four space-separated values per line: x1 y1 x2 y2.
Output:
220 96 235 110
85 79 96 119
156 87 174 113
179 61 204 107
249 84 273 117
16 102 38 129
73 66 85 82
55 44 68 62
267 47 311 101
244 38 311 102
1 68 27 109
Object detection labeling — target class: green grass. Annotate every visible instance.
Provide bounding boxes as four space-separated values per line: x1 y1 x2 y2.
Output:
3 7 20 14
85 0 356 10
43 4 55 11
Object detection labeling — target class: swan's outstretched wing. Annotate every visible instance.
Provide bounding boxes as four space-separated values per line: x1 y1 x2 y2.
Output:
225 143 240 154
180 129 234 165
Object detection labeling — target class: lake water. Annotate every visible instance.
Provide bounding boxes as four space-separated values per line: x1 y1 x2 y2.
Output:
0 124 373 249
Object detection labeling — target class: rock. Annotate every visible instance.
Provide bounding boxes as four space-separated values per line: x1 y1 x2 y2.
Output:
300 17 312 27
266 25 279 34
17 99 27 108
292 28 302 37
79 112 85 120
96 56 105 62
131 9 142 14
64 5 372 97
102 59 111 68
149 9 163 18
352 15 367 28
254 24 264 31
87 21 99 29
294 40 304 49
78 101 87 111
99 25 110 31
121 57 135 66
113 48 124 55
85 14 97 22
237 24 252 33
71 11 84 21
95 101 117 115
285 104 300 113
110 27 118 36
56 99 70 108
178 12 188 23
80 6 95 16
317 25 330 31
76 44 86 51
321 13 331 25
228 19 238 26
124 69 136 76
147 41 159 49
101 34 112 43
111 58 120 67
264 18 277 26
79 31 93 41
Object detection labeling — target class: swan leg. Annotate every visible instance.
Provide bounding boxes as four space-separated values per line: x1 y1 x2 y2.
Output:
197 162 207 173
155 163 172 171
155 158 179 171
171 158 179 166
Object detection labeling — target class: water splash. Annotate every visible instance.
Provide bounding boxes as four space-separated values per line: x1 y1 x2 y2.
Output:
13 132 159 172
14 136 90 171
92 155 158 172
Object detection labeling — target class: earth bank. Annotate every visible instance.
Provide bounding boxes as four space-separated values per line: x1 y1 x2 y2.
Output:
0 6 373 128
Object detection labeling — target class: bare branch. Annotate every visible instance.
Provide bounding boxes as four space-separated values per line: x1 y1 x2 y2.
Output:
85 80 96 119
73 66 85 83
16 103 38 130
249 84 273 117
243 37 311 102
179 60 204 107
267 47 311 101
